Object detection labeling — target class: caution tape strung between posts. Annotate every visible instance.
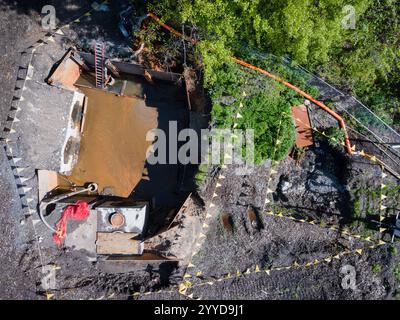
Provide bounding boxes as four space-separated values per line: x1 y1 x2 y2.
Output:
131 215 392 300
1 37 54 299
175 170 226 298
165 125 391 300
263 210 387 246
176 83 254 298
379 169 388 235
4 6 392 300
177 207 388 297
263 112 289 210
128 238 386 300
178 112 391 294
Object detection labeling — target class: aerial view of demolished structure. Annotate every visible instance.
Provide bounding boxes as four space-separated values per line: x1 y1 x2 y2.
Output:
0 0 399 307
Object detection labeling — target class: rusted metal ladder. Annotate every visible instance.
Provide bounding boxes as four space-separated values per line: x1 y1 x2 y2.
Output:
94 42 105 88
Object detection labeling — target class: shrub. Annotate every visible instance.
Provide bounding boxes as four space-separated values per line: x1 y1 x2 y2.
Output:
194 163 209 187
148 0 399 124
394 264 400 282
372 264 382 274
351 198 361 219
209 62 296 164
324 127 346 148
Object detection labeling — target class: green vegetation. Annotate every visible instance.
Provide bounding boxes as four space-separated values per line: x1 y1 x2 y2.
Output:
194 163 209 187
148 0 400 124
291 146 306 161
350 197 361 219
394 264 400 282
372 264 382 274
321 127 346 148
209 62 297 163
142 0 400 167
388 246 398 255
348 181 400 219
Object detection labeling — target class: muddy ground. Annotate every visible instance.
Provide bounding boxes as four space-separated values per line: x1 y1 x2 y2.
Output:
0 0 399 300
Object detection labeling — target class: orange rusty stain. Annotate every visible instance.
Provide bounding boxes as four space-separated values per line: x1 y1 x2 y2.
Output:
291 104 314 148
48 57 81 91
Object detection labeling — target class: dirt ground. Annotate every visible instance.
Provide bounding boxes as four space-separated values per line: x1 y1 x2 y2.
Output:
1 0 399 301
0 0 46 300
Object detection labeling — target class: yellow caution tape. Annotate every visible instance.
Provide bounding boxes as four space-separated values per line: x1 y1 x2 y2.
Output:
46 293 54 300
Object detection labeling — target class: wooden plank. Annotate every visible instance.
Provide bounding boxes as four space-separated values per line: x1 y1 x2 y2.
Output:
96 232 141 255
37 170 72 201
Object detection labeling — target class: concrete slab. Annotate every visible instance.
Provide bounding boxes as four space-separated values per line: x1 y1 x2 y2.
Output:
65 211 97 260
12 80 84 174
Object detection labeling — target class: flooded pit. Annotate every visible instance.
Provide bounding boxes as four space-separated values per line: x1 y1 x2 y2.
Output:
66 87 158 197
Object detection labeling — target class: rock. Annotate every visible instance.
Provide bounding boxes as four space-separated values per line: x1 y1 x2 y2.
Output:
219 95 236 106
306 171 344 194
281 181 292 193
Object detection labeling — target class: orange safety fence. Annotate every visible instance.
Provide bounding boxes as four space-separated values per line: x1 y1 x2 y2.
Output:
147 13 353 155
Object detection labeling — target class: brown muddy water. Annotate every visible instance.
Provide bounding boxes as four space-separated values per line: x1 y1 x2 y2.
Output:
66 87 158 197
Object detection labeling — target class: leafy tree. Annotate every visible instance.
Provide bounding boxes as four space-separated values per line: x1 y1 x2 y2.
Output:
148 0 399 123
145 0 400 163
149 0 369 82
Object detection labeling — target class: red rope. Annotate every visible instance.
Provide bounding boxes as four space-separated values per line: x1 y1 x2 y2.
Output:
53 200 90 246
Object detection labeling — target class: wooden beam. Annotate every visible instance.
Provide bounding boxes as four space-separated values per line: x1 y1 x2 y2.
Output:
96 232 141 255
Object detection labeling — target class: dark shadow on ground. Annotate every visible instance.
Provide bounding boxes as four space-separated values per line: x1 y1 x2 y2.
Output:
2 0 138 57
0 0 92 22
127 74 199 234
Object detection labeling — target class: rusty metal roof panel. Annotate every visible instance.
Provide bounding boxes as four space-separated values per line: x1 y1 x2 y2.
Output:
292 104 314 148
